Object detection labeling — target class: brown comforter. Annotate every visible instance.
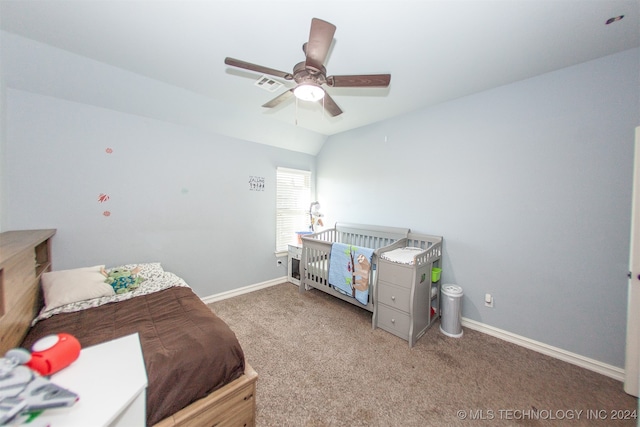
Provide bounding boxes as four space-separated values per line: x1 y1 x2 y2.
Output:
22 286 245 426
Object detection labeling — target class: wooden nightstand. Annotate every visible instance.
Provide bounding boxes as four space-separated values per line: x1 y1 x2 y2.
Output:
40 333 148 426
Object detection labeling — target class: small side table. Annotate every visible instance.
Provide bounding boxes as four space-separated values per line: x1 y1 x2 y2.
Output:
287 244 302 286
41 333 148 426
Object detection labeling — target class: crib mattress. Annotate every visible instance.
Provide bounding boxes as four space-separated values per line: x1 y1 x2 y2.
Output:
308 260 328 275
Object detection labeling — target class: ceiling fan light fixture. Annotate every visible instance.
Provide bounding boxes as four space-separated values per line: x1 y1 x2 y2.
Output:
294 84 325 102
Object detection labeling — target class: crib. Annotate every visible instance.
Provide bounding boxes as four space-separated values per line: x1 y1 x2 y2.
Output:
299 223 410 321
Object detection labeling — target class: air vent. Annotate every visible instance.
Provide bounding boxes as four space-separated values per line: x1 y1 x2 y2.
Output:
254 75 283 92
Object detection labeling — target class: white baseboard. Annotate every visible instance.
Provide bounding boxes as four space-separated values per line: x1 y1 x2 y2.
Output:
201 276 287 304
462 317 625 382
202 280 624 382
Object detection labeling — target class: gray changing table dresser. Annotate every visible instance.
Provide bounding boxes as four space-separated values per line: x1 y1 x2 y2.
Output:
373 233 442 347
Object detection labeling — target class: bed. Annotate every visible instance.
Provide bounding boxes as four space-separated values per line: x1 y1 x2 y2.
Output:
299 223 410 316
0 229 257 427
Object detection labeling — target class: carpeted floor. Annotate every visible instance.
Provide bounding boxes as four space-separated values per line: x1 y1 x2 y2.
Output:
209 283 638 426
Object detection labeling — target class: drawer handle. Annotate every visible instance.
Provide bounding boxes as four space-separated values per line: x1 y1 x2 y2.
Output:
391 296 396 301
391 318 395 323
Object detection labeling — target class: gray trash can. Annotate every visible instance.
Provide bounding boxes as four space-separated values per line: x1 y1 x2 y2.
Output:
440 284 463 338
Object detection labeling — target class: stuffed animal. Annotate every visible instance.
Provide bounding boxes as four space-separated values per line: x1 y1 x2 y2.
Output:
101 266 145 294
353 254 371 291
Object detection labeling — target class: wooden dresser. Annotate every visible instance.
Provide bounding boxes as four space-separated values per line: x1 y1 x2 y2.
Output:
0 229 56 354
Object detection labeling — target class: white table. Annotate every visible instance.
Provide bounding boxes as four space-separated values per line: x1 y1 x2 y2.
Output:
39 333 148 427
287 244 302 286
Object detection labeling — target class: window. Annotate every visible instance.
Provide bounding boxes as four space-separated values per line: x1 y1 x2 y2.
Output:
276 167 311 252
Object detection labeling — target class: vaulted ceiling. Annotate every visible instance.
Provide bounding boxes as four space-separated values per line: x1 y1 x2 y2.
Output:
1 1 638 154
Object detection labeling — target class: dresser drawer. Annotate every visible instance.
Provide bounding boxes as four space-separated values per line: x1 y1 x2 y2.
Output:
377 260 413 287
3 250 37 311
377 280 411 313
377 304 410 339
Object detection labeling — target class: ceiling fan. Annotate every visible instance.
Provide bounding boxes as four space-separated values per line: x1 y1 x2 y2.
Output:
224 18 391 117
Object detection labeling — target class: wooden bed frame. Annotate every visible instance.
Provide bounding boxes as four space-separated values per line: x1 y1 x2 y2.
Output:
0 229 257 427
153 363 257 427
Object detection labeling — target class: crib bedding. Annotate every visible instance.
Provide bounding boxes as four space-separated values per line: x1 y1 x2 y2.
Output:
328 242 375 305
21 281 245 426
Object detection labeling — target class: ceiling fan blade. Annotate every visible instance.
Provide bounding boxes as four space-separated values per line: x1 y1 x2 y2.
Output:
327 74 391 88
318 92 343 117
262 89 295 108
304 18 336 71
225 57 293 80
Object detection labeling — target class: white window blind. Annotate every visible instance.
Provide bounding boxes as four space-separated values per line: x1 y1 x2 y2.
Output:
276 167 311 252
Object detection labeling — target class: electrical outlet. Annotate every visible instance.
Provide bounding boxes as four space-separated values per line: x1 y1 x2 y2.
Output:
484 293 494 308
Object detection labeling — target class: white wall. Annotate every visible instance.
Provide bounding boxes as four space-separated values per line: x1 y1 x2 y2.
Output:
4 88 315 296
317 48 640 368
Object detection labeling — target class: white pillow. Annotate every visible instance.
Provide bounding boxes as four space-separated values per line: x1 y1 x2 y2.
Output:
41 265 115 311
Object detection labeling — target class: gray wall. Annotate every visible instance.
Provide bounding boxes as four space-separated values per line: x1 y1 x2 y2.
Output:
4 88 314 296
1 32 317 296
0 31 326 155
316 48 640 368
0 33 6 231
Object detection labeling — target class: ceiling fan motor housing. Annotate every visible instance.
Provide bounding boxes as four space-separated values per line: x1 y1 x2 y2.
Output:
293 61 327 86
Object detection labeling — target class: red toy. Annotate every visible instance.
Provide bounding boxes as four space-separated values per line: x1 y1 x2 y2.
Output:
25 333 81 376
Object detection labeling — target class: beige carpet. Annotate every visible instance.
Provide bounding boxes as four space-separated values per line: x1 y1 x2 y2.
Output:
209 283 638 426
